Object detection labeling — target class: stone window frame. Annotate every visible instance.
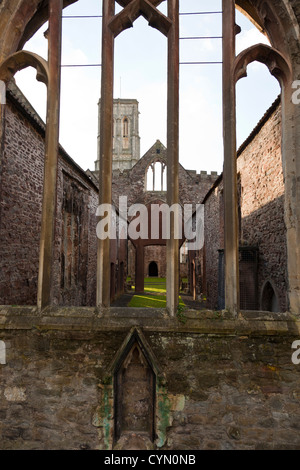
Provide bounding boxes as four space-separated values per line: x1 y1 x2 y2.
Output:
122 116 129 150
145 159 167 192
260 279 280 313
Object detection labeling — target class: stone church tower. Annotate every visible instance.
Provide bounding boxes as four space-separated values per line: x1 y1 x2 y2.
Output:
95 98 140 172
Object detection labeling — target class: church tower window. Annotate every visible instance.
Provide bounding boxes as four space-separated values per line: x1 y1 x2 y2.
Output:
123 117 129 149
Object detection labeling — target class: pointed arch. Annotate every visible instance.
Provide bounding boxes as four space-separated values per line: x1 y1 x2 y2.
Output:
261 280 280 313
0 50 49 85
234 43 292 87
145 159 167 192
109 0 172 38
122 116 129 137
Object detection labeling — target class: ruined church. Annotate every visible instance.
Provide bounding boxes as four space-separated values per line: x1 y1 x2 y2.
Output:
0 0 300 451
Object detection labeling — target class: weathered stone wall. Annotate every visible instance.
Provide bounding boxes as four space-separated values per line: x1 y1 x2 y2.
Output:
202 98 287 312
111 141 219 209
144 245 166 278
0 311 300 450
202 184 224 308
52 159 99 307
0 84 99 307
237 99 287 312
0 98 44 305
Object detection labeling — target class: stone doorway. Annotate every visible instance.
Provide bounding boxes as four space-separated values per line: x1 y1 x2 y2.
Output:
148 261 158 277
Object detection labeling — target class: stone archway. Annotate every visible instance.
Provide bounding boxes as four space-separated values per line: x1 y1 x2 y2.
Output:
148 261 158 277
261 280 280 313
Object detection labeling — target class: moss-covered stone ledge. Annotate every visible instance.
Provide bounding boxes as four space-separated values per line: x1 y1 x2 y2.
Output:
0 305 299 337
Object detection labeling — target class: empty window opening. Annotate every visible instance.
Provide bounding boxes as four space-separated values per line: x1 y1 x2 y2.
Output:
235 11 281 148
146 161 167 192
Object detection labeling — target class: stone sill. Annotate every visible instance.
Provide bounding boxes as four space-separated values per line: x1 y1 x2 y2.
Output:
0 305 299 336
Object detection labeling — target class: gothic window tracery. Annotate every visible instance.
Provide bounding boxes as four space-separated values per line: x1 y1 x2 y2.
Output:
146 160 167 191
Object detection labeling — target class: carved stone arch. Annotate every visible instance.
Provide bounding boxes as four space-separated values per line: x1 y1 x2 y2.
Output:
0 50 49 85
235 0 299 58
235 1 265 34
260 279 280 313
17 0 77 51
108 0 172 38
0 0 76 62
104 327 165 449
234 43 292 88
145 158 167 192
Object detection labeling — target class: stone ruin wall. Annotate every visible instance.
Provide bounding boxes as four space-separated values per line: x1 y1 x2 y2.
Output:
203 99 287 312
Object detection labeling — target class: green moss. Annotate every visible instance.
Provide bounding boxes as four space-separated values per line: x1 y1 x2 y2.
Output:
102 386 112 450
156 389 171 448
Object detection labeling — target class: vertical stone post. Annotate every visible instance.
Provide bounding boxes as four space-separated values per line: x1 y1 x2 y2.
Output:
222 0 239 314
97 0 115 308
37 0 62 311
135 244 145 294
0 95 6 164
282 79 300 314
166 0 179 316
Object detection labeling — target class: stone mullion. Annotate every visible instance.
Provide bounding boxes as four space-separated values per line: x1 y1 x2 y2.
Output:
37 0 62 311
166 0 179 316
97 0 115 308
282 76 300 314
222 0 239 315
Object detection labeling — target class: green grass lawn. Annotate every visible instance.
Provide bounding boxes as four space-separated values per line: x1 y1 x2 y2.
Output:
128 277 185 308
128 293 185 308
144 277 166 294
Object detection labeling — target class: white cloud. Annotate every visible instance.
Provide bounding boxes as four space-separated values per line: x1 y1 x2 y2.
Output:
236 27 270 55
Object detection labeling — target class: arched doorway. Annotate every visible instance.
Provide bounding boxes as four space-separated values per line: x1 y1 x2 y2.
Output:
261 281 280 313
148 261 158 277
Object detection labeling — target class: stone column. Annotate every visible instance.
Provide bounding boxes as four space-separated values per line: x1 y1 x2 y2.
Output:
282 76 300 314
222 0 239 314
166 0 179 316
0 94 5 165
135 244 145 294
97 0 115 308
37 0 62 311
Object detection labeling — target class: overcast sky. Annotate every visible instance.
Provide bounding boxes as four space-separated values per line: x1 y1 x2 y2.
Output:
15 0 280 175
